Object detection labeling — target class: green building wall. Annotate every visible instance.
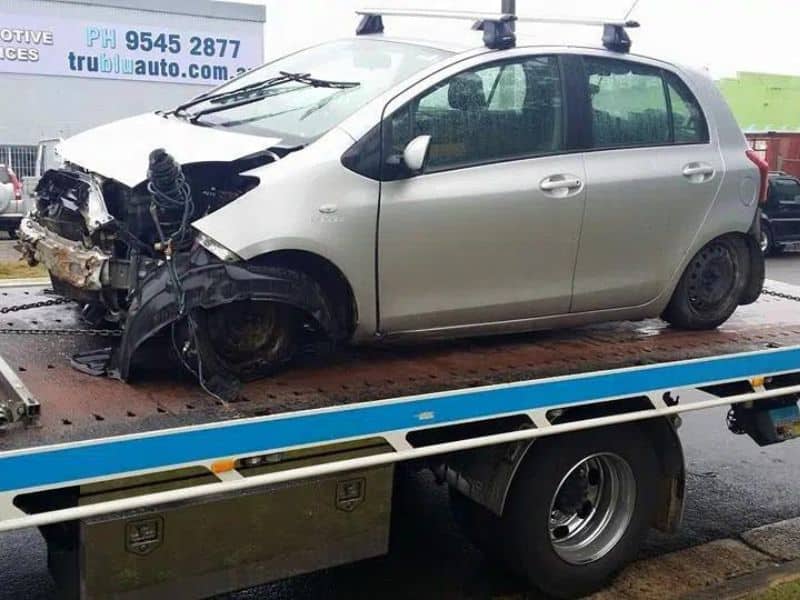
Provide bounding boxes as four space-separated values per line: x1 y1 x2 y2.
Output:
717 72 800 133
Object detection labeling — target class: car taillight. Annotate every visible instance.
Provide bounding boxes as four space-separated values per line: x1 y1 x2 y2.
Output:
8 172 21 200
746 150 769 204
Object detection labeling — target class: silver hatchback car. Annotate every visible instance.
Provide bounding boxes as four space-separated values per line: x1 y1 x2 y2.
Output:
20 11 766 393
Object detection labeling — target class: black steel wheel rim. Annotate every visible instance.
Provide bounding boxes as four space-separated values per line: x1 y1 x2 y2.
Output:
687 243 738 312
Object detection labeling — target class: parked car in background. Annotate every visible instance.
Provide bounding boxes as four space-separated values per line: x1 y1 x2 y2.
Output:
761 172 800 255
0 164 23 238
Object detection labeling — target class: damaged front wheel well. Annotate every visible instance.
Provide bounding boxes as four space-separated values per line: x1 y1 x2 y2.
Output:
249 250 357 338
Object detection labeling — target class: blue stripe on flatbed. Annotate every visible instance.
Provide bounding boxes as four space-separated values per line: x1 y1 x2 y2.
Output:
2 346 800 493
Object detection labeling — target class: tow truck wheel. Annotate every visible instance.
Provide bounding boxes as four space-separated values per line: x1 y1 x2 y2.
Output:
195 301 300 380
662 236 750 330
500 425 659 599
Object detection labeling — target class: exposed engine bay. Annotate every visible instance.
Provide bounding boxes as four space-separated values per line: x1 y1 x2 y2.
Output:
19 148 342 400
23 150 267 308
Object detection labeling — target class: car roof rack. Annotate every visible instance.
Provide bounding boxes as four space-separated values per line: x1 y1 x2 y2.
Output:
355 8 640 53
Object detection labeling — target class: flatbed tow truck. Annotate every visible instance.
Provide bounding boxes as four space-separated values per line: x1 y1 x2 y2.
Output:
2 280 800 599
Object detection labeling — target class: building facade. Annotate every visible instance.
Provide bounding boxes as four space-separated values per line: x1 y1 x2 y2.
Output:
718 72 800 177
0 0 265 176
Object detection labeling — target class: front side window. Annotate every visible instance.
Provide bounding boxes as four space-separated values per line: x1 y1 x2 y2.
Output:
388 55 564 173
0 169 9 184
585 57 709 149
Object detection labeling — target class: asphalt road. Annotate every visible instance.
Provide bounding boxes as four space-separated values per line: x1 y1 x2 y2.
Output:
0 247 798 600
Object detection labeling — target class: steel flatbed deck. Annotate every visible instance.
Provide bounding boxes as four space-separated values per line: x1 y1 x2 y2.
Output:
3 281 800 453
3 281 800 599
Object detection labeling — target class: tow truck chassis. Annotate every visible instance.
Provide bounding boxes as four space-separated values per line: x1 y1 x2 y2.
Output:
2 281 800 598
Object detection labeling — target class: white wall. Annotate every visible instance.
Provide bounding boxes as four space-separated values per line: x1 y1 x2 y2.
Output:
0 0 264 144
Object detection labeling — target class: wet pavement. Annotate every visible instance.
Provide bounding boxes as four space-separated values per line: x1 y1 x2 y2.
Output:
0 251 798 599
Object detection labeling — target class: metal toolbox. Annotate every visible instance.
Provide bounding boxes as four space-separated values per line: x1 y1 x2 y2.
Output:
45 439 394 599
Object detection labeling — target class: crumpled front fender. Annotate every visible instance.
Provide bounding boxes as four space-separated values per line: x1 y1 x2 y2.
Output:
108 247 343 381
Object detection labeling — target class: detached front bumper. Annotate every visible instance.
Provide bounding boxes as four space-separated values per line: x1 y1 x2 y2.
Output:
18 217 110 292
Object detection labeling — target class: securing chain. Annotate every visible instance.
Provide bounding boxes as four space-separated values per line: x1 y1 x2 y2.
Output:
0 297 74 314
0 327 122 337
763 288 800 303
0 297 122 337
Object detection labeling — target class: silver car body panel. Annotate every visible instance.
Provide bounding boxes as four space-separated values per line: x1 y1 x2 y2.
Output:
58 112 282 187
193 127 382 338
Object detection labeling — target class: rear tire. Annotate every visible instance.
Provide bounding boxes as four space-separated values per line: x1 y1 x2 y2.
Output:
499 425 659 599
662 236 750 330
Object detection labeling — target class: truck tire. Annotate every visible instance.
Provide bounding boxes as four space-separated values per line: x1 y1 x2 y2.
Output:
662 236 750 330
499 424 659 599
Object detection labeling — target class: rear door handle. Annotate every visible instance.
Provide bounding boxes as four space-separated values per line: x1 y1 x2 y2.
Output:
540 174 583 197
682 163 715 182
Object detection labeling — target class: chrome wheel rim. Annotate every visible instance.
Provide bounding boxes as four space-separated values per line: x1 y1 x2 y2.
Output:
760 230 770 254
548 453 636 565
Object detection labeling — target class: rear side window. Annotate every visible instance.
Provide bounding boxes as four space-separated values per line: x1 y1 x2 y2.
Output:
387 55 564 173
771 178 800 204
0 170 9 184
584 57 709 149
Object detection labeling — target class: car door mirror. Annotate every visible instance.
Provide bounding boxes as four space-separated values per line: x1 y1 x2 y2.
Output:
402 135 432 174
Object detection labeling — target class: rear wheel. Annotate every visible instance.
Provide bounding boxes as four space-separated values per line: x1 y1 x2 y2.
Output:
499 425 659 599
662 236 750 330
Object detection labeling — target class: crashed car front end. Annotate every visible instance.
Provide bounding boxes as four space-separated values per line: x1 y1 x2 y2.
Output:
17 141 332 399
19 148 262 310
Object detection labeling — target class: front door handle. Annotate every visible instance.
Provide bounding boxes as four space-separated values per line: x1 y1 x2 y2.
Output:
540 174 583 197
682 163 715 182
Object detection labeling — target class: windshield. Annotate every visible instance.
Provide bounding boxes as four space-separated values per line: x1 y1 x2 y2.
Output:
184 39 451 143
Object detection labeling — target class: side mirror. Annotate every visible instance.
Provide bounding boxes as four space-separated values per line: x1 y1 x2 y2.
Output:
402 135 431 174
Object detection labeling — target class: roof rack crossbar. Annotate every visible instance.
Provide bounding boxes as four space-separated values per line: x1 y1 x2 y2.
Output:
356 8 517 50
515 15 640 52
355 8 640 53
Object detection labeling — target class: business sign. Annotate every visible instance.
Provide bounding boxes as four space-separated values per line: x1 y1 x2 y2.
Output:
0 13 262 85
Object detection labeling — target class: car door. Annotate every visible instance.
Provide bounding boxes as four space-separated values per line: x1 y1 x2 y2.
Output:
571 55 723 313
769 176 800 242
377 53 586 333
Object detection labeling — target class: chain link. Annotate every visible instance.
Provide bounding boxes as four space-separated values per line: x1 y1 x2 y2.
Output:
0 297 74 314
763 288 800 303
0 296 121 337
0 327 122 337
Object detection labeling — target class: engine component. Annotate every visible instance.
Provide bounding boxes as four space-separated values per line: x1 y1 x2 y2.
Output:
147 149 194 251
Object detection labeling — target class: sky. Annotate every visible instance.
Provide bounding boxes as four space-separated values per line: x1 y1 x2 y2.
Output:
231 0 800 79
